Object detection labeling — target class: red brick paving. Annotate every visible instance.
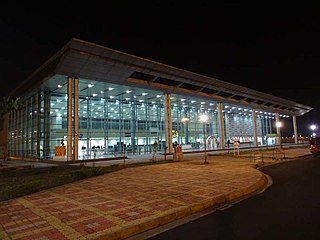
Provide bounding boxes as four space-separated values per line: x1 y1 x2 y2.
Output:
0 147 310 240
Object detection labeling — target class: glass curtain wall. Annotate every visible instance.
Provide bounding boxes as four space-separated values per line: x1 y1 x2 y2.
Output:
223 104 275 146
7 75 286 160
170 95 219 151
8 90 63 159
74 87 166 159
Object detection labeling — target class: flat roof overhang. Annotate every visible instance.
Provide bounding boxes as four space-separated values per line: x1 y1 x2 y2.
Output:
10 38 313 116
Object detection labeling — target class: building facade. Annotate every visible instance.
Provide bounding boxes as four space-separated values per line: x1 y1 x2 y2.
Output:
5 39 313 161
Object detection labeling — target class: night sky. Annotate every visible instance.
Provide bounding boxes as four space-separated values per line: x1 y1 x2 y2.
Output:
1 2 320 136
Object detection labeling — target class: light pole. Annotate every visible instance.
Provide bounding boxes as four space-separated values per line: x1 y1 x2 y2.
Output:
310 124 317 138
181 117 189 144
200 114 208 164
275 121 282 146
310 124 317 131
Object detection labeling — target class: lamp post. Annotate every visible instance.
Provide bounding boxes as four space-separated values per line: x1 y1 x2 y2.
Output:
200 114 208 164
275 121 282 146
310 124 316 131
181 117 189 144
310 124 317 138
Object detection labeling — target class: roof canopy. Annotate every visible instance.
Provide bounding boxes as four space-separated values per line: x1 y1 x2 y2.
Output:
11 38 313 116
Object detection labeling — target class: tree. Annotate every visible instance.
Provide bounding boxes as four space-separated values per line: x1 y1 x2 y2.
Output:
0 96 23 160
0 96 23 118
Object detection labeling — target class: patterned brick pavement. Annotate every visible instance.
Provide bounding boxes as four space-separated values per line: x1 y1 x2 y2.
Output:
0 147 310 240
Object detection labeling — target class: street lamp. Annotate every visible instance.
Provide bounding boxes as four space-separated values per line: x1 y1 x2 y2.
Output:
200 114 209 164
310 124 317 131
275 121 282 146
181 117 190 145
181 117 189 123
275 121 282 128
310 124 317 138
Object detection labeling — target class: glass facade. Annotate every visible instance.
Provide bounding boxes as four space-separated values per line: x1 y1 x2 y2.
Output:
7 74 285 160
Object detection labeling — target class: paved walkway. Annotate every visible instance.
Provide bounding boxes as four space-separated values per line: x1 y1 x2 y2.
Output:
0 146 311 240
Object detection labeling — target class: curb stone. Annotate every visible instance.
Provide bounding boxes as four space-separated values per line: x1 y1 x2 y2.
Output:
100 173 269 240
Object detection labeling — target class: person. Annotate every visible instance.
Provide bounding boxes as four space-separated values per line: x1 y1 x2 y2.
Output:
114 145 117 157
152 139 158 162
60 139 64 146
227 139 230 153
234 140 240 156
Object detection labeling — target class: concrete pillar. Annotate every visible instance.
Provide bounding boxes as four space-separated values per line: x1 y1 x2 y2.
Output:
131 101 136 154
30 96 34 157
104 99 108 155
36 92 41 159
293 116 298 144
275 113 281 146
44 92 51 158
86 98 91 158
22 102 27 158
73 78 79 160
25 99 30 158
67 77 73 161
12 108 16 156
218 102 225 149
164 93 173 154
252 108 258 146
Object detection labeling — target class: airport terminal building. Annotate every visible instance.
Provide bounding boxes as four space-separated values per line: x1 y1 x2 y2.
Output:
5 38 313 161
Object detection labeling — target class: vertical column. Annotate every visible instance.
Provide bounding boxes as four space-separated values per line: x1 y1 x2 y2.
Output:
194 109 198 142
185 108 189 144
6 112 12 158
145 101 149 153
67 77 73 161
275 113 281 146
16 108 20 157
224 111 229 142
263 118 267 141
73 78 79 160
164 93 173 154
26 98 30 158
252 108 258 146
292 115 298 144
157 105 162 149
21 103 26 158
44 92 51 159
131 101 136 154
119 98 123 155
36 92 41 159
14 108 18 156
269 117 272 133
86 98 91 158
17 107 20 157
15 108 19 156
13 110 17 156
30 96 35 158
264 118 268 136
178 108 182 144
104 99 108 155
218 102 225 149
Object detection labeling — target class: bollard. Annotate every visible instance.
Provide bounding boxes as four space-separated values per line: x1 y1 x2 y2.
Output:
164 147 168 161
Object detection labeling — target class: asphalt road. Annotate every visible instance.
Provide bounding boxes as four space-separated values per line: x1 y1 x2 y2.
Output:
147 156 320 240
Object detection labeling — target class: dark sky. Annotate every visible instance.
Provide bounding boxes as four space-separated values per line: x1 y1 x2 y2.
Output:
1 1 320 136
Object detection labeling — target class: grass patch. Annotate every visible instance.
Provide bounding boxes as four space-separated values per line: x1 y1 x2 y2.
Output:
0 160 172 202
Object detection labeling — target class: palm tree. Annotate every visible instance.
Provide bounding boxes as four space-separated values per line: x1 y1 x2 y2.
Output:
0 96 23 160
0 96 23 117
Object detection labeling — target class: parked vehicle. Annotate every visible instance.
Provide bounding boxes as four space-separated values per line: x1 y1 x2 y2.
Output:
309 137 320 157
